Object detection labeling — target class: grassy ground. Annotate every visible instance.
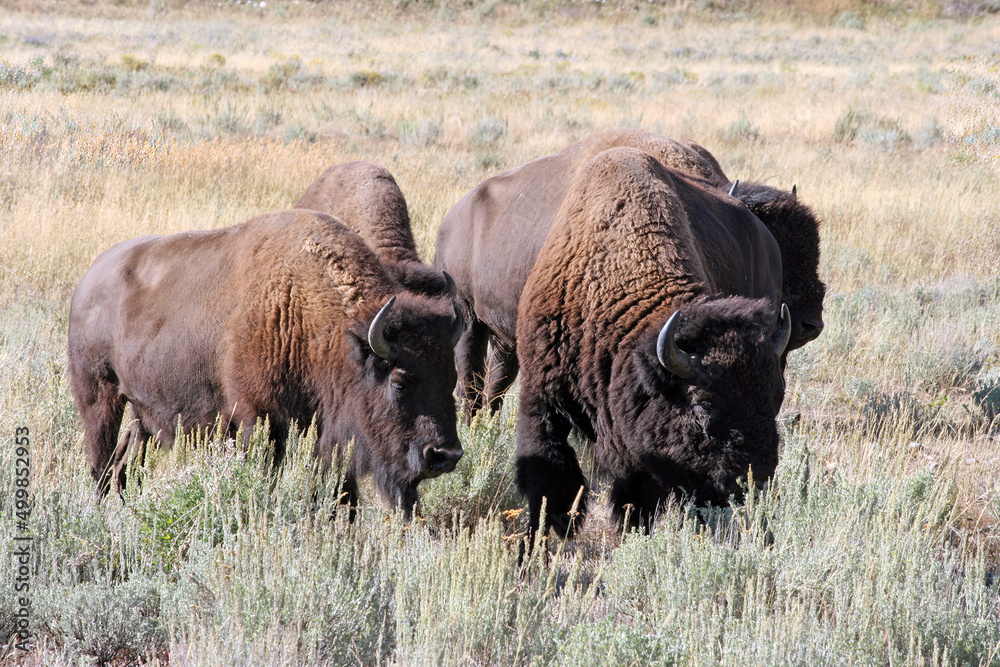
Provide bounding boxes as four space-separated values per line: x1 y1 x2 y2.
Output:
1 1 999 664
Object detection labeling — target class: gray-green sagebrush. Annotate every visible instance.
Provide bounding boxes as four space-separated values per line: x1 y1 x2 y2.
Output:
1 398 997 665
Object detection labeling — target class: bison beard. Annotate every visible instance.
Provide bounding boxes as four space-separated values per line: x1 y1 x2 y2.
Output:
67 209 463 517
513 147 790 543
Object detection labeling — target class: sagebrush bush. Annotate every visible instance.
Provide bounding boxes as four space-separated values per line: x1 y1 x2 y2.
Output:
833 106 911 151
34 579 167 665
973 367 1000 427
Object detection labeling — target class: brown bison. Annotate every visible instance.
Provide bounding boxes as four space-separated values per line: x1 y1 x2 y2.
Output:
295 160 452 297
514 147 791 539
67 209 463 516
433 128 823 420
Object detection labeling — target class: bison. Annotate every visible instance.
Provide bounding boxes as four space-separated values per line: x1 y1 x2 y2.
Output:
514 147 791 540
67 209 464 516
295 160 452 297
433 128 823 420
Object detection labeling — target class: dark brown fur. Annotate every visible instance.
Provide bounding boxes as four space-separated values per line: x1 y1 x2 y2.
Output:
295 160 450 296
433 128 822 419
67 209 462 515
735 182 825 350
515 147 788 539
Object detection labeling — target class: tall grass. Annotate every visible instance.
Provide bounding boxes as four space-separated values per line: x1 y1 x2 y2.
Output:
1 2 998 664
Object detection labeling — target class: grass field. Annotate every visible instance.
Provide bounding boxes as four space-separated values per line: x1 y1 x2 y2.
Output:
1 1 999 664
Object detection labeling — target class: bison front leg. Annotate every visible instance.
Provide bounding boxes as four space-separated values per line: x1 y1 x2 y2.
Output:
609 473 664 535
455 316 490 422
484 335 519 415
515 397 587 543
110 411 154 496
72 373 127 498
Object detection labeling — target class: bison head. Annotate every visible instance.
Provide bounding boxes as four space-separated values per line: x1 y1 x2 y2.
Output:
736 182 826 352
609 295 789 527
330 289 463 516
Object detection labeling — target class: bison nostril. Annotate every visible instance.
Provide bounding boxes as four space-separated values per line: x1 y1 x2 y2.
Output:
423 443 463 473
801 319 824 341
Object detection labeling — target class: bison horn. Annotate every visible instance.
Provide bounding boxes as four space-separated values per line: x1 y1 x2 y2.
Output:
728 179 740 197
368 296 397 361
450 299 463 347
791 184 797 199
442 271 458 299
774 303 792 356
656 310 697 379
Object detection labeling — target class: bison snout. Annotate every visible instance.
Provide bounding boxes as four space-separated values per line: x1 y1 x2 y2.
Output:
800 319 824 342
422 441 464 476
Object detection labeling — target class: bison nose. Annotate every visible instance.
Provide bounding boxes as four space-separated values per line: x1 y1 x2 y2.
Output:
422 442 464 475
800 319 824 343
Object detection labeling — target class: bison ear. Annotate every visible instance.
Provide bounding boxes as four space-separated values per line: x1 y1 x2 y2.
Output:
345 329 371 364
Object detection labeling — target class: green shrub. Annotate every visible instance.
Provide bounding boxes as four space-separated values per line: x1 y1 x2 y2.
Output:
470 116 507 147
349 70 385 87
397 117 443 147
722 115 762 142
972 367 1000 427
833 107 911 151
34 579 167 665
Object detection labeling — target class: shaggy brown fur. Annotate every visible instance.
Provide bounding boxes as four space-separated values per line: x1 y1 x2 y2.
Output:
515 147 788 540
295 160 450 296
67 209 463 515
433 128 822 419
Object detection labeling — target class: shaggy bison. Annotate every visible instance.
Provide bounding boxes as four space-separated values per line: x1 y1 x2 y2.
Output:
433 128 823 419
68 209 463 516
514 147 791 539
295 160 452 297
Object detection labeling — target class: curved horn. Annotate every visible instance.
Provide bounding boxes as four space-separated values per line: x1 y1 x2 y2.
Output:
368 296 397 360
774 303 792 356
442 271 458 299
656 310 697 379
728 179 740 197
450 299 464 347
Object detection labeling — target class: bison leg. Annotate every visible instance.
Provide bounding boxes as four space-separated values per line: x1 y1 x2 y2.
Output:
339 472 359 522
484 336 519 415
73 371 127 498
110 412 154 496
515 400 587 542
455 317 490 422
609 474 665 534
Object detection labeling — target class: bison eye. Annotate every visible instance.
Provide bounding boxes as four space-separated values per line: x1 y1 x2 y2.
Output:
390 373 408 393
